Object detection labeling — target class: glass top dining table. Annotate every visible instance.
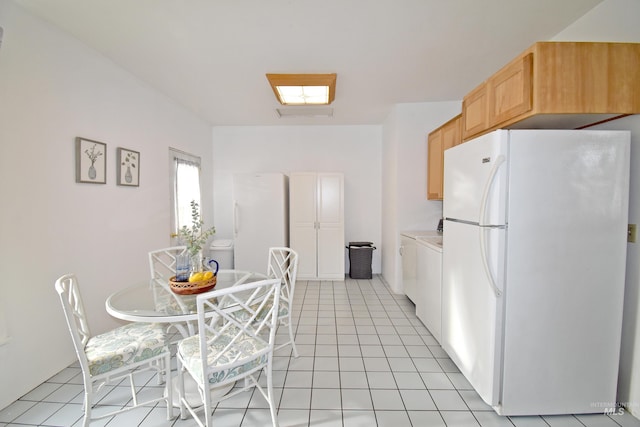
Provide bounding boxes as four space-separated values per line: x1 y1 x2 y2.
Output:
106 269 268 324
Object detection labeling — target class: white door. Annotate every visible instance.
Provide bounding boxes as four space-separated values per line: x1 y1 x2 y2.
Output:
290 173 318 279
416 242 442 344
400 235 417 302
443 130 508 226
233 173 287 273
442 220 504 407
317 173 344 279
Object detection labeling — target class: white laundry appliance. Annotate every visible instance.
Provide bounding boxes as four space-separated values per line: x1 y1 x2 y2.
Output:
232 173 288 273
400 230 440 303
442 129 630 415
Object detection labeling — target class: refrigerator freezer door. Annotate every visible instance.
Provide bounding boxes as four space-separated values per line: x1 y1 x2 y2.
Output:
441 220 505 407
233 173 288 273
443 130 508 226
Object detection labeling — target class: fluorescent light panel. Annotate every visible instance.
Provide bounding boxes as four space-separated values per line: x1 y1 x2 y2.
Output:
267 73 337 105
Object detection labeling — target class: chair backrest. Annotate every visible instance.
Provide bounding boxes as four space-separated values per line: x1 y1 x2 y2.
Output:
195 278 281 381
55 274 91 372
267 247 299 309
149 246 188 284
149 246 198 317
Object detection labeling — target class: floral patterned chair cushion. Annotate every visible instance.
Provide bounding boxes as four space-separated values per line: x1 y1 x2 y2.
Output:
262 300 289 318
154 291 198 315
235 298 288 323
178 329 268 387
85 322 167 376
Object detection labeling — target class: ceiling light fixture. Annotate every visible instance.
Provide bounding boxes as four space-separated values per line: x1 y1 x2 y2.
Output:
275 107 334 118
266 73 337 106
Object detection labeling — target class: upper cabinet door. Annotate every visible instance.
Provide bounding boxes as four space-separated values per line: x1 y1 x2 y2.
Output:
427 128 443 200
290 172 317 225
427 115 461 201
462 83 489 141
487 53 533 127
442 114 462 151
317 173 344 226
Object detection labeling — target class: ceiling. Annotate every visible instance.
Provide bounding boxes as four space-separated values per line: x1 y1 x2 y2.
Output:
13 0 602 126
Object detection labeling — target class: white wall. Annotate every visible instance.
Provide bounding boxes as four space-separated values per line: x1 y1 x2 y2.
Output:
381 108 400 290
380 102 460 293
2 0 639 417
552 0 640 416
0 2 213 409
211 125 382 274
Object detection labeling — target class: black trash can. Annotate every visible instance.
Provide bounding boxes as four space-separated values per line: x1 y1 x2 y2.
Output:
346 242 376 279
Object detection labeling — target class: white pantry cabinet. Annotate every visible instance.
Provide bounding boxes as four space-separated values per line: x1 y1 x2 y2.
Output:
290 172 345 280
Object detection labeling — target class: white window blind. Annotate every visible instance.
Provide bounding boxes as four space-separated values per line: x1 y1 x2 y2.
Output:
170 149 202 237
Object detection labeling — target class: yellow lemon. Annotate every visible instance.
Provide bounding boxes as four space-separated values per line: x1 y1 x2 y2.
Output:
189 272 204 282
203 271 214 280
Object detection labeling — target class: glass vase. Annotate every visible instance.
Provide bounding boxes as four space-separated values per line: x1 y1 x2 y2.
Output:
189 251 204 278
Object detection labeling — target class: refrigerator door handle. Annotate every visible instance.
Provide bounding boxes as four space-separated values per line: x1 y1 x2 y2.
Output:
479 155 505 227
480 227 502 297
479 154 505 298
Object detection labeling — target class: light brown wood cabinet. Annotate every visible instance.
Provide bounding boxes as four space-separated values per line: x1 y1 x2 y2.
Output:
462 42 640 141
427 114 461 200
461 82 488 140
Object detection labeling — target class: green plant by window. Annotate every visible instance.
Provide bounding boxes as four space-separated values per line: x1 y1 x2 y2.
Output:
178 200 215 256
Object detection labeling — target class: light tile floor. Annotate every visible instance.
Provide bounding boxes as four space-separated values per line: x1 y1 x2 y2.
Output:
1 276 639 427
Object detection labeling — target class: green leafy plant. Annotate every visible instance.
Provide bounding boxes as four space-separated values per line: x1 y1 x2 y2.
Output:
178 200 216 256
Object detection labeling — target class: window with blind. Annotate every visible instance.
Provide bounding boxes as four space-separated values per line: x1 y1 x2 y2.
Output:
169 148 202 244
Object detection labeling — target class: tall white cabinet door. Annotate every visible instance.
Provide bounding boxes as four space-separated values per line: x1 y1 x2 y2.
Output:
317 227 344 278
317 173 344 279
290 173 318 279
293 227 317 279
317 174 343 226
290 172 345 280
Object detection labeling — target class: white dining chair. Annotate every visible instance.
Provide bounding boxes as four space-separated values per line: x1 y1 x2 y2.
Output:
268 247 300 358
54 274 173 426
149 245 188 283
149 246 196 337
176 278 281 427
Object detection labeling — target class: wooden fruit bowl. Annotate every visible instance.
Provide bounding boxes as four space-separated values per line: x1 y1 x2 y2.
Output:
169 275 217 295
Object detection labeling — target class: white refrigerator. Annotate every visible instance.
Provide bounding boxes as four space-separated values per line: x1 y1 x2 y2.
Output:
442 129 629 416
233 173 288 273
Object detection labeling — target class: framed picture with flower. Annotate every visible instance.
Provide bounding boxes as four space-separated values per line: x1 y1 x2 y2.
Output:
75 137 107 184
116 147 140 187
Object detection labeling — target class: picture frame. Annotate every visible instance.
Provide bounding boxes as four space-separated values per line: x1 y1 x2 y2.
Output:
116 147 140 187
75 137 107 184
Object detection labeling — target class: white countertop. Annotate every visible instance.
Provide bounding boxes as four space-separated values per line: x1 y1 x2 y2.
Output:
400 230 442 239
417 235 443 252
